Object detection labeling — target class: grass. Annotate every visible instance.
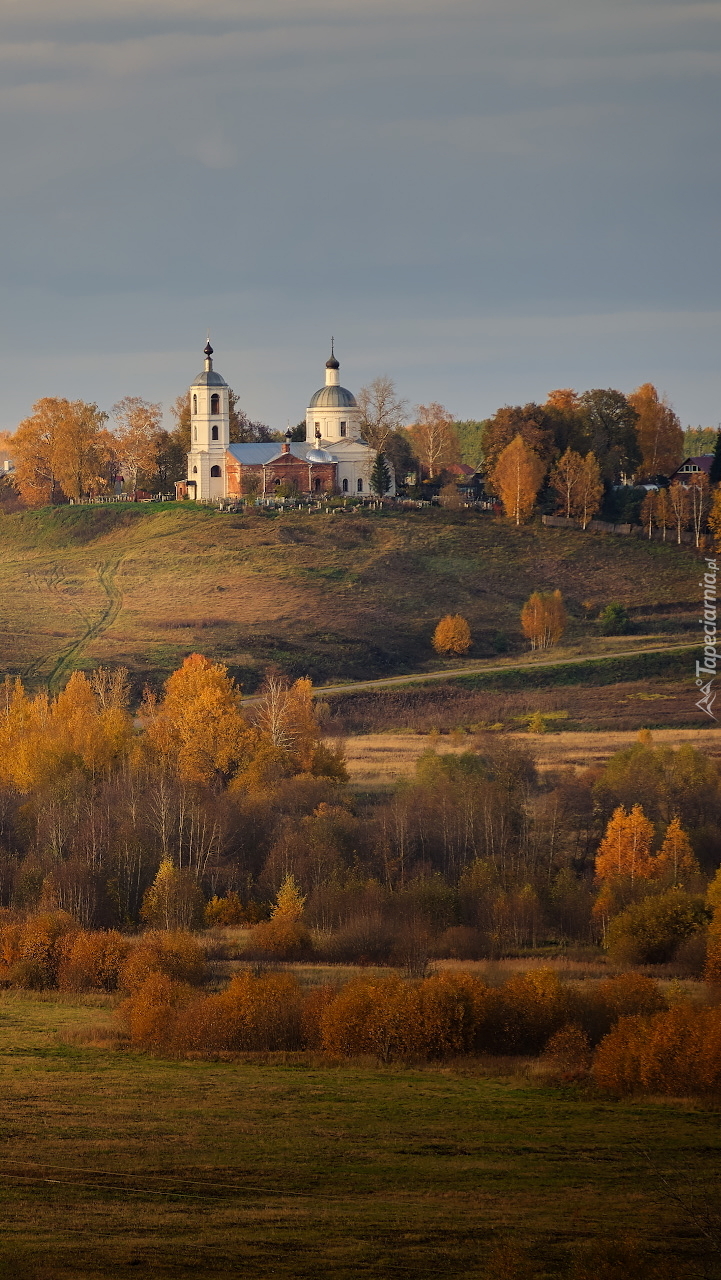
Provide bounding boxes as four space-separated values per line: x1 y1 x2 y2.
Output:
340 726 721 787
0 503 703 693
0 993 720 1278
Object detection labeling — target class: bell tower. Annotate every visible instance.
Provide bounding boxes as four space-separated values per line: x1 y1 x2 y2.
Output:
187 342 230 500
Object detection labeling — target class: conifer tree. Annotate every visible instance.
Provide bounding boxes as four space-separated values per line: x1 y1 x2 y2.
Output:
370 451 392 496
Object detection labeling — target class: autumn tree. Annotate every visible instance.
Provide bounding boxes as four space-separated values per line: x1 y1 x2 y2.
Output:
357 377 408 452
51 400 113 501
549 448 585 519
575 451 604 528
141 858 204 930
668 480 690 543
687 472 711 547
653 817 700 886
578 389 640 483
627 383 683 478
520 590 566 650
144 654 250 787
482 403 555 480
432 615 472 656
595 804 654 885
246 675 347 787
492 434 545 524
250 874 312 959
408 403 459 479
12 398 107 505
111 396 164 492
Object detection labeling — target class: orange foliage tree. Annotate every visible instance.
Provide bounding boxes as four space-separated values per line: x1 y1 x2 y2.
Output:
520 590 566 650
492 434 546 524
432 614 472 656
594 804 655 885
654 817 700 886
627 383 684 478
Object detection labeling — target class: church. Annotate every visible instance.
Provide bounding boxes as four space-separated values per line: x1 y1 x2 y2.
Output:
182 342 395 501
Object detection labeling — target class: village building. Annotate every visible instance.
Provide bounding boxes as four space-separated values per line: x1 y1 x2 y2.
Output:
181 342 394 501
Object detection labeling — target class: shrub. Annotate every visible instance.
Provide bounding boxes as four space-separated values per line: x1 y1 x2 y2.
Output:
481 969 571 1055
432 615 472 656
592 1003 721 1096
119 930 208 993
599 602 630 635
605 890 708 965
0 911 78 988
58 930 131 992
204 893 247 927
542 1023 591 1078
431 926 485 960
705 906 721 983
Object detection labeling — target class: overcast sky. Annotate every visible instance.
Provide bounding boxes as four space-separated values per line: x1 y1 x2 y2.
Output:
1 0 719 432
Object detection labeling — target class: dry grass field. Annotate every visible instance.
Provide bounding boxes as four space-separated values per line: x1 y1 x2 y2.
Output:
0 503 703 692
342 727 721 787
1 992 721 1278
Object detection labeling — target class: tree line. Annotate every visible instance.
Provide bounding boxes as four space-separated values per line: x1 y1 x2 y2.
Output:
0 659 719 978
2 372 710 517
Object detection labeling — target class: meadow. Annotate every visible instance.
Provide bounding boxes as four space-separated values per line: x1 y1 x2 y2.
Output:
0 992 720 1280
0 503 701 694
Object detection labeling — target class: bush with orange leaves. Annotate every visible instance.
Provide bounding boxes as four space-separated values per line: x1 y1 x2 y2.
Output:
118 930 207 993
123 970 305 1054
481 969 573 1055
57 929 132 992
592 1003 721 1097
0 911 78 988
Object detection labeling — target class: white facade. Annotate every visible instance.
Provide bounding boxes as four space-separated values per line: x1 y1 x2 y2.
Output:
187 343 230 501
184 342 395 498
304 348 395 496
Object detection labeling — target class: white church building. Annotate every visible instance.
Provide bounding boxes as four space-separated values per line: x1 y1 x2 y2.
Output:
183 342 395 501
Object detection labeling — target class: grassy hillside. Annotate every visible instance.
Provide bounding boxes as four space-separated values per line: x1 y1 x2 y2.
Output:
0 502 702 693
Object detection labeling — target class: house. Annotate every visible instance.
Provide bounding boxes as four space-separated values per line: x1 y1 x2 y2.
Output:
179 342 394 501
670 455 714 484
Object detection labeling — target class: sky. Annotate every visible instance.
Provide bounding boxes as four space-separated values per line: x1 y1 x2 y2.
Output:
1 0 719 433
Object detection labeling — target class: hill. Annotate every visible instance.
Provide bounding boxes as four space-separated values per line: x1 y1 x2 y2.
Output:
0 502 702 694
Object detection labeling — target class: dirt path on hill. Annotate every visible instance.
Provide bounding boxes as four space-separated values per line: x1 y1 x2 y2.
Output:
241 640 698 704
43 557 125 692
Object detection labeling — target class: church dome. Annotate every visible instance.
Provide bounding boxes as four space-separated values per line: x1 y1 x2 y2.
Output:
308 385 357 409
191 340 228 387
306 447 336 463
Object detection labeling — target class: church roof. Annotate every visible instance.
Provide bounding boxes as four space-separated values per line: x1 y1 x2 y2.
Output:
227 442 339 465
308 385 357 409
191 368 228 387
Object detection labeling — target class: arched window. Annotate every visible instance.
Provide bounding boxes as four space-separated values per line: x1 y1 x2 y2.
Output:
192 466 197 474
274 478 281 487
314 478 321 492
210 465 222 478
192 394 197 415
342 478 348 493
211 393 220 414
211 425 218 440
357 478 363 493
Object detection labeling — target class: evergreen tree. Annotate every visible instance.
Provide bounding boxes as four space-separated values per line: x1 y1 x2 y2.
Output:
370 451 392 496
710 430 721 484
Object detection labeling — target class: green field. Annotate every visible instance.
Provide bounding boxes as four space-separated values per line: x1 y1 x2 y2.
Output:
0 503 703 693
0 994 719 1279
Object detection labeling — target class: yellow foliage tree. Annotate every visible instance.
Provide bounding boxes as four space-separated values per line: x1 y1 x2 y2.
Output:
576 451 604 528
594 804 655 885
520 590 566 650
145 653 250 786
492 434 546 524
652 817 700 886
432 614 472 656
140 859 204 931
0 671 133 792
549 447 585 519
